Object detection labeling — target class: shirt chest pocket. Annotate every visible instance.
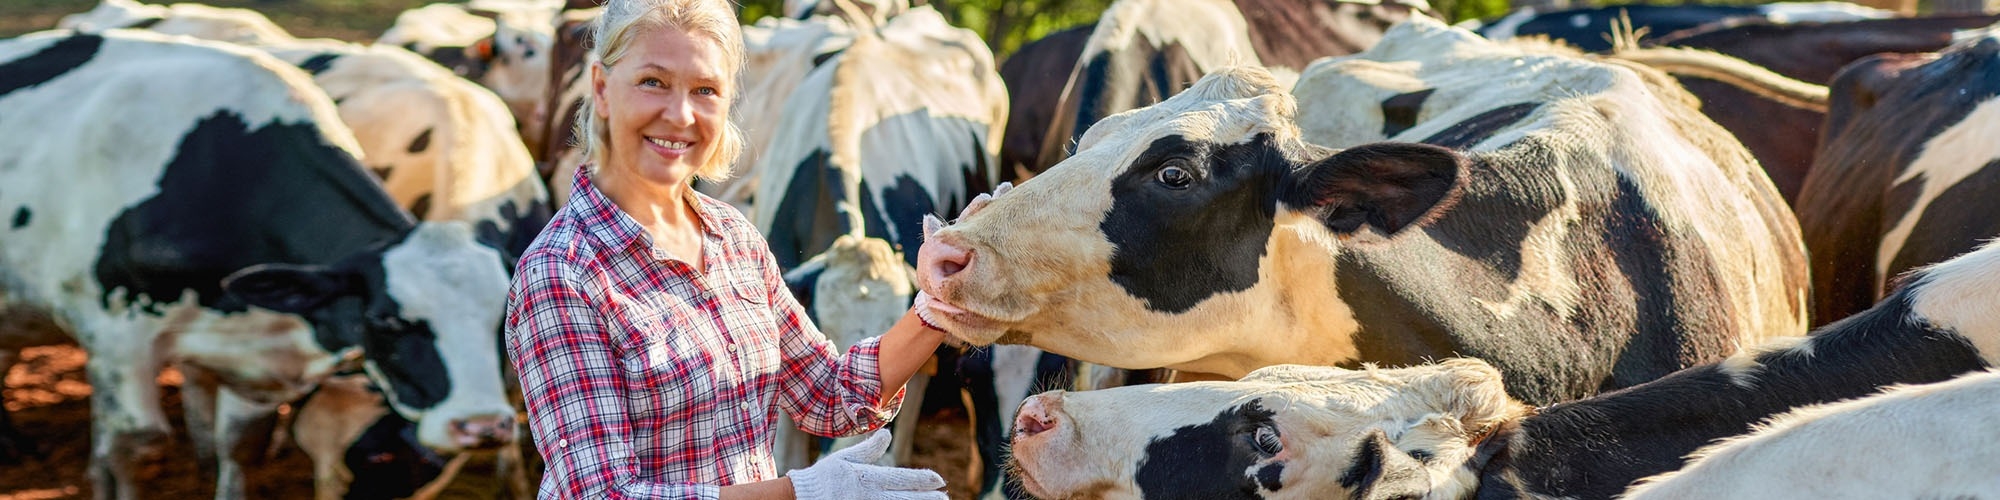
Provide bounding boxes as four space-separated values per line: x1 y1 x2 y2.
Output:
720 271 786 378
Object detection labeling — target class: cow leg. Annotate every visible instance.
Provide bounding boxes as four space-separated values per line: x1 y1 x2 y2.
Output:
494 436 532 500
82 335 172 500
212 389 280 500
887 372 928 466
178 364 221 468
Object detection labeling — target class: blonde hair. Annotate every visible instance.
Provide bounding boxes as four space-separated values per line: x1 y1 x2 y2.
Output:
578 0 747 182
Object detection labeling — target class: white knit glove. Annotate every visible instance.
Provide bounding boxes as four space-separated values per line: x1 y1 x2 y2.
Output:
789 429 947 500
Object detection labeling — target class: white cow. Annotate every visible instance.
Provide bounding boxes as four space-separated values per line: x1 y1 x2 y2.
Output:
58 0 295 45
379 1 559 156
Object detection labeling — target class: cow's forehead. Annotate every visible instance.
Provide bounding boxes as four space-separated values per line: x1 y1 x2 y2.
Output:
1072 69 1303 167
379 222 509 319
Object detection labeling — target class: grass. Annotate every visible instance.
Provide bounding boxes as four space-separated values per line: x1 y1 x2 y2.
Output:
0 0 437 40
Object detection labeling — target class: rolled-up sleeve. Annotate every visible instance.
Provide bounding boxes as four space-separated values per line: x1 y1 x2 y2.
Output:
507 258 721 500
759 246 906 438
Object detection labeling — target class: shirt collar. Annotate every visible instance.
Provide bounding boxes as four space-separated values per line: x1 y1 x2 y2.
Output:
569 165 725 264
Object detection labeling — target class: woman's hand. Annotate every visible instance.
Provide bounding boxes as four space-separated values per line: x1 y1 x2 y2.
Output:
788 429 947 499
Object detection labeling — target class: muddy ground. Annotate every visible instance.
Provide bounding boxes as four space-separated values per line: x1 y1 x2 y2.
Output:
0 346 981 499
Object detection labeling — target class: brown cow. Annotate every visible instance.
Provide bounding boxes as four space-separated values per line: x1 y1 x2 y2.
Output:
1795 25 2000 325
1652 14 2000 202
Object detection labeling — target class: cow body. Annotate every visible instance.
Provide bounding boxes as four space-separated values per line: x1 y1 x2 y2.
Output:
378 1 558 156
1622 368 2000 499
775 236 923 470
58 0 295 45
919 19 1807 406
0 31 515 499
1033 0 1428 172
998 24 1093 181
1796 26 2000 324
1651 14 2000 202
1007 238 2000 499
1474 2 1890 53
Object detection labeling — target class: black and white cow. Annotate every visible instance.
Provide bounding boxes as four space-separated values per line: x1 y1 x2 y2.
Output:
1797 25 2000 325
58 0 296 45
378 1 559 155
998 23 1094 182
1472 1 1890 53
774 235 922 470
0 31 516 499
750 5 1006 269
1622 368 2000 498
1007 237 2000 498
917 18 1809 406
1032 0 1432 172
261 41 553 268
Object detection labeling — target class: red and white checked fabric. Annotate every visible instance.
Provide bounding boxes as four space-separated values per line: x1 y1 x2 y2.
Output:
506 168 905 499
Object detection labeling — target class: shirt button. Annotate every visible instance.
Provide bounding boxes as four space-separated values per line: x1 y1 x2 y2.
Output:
727 343 738 352
557 438 569 448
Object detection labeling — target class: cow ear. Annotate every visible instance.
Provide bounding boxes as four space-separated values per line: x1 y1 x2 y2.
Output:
1340 430 1431 500
223 263 359 314
1284 142 1465 238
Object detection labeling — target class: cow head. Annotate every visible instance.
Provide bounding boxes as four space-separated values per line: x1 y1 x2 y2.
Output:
785 235 917 349
470 19 554 151
1007 359 1525 499
915 66 1466 376
224 222 515 453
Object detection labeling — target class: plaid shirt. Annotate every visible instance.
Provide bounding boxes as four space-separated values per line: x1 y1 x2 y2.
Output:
506 169 904 499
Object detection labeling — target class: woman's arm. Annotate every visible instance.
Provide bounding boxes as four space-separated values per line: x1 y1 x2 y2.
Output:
761 247 945 437
873 309 948 401
508 260 725 499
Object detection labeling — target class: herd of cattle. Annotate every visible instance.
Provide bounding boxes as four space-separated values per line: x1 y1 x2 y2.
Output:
1 0 1998 497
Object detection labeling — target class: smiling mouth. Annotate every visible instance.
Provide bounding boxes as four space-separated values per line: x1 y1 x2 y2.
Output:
647 137 691 150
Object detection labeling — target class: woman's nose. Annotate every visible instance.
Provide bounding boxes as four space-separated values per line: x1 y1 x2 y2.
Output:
660 96 697 126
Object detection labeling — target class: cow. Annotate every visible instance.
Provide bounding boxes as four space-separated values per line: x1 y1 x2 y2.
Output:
0 30 517 499
1005 237 2000 499
1473 2 1891 53
773 235 923 470
1032 0 1433 173
57 0 295 45
703 14 858 213
536 7 598 201
915 18 1809 407
1647 14 2000 203
290 374 458 500
1622 368 2000 499
1796 25 2000 325
998 23 1094 182
259 41 553 268
378 1 559 156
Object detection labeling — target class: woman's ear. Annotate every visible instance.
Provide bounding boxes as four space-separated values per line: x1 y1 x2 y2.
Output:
591 62 610 120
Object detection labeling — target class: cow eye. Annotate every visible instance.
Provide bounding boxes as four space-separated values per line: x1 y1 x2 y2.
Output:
1253 425 1283 455
1157 165 1193 189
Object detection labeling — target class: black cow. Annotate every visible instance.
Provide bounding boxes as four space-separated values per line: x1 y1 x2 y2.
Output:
998 24 1094 181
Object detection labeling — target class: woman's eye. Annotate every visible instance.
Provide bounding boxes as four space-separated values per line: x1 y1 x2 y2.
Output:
1157 165 1193 189
639 78 663 88
695 87 719 96
1253 425 1282 455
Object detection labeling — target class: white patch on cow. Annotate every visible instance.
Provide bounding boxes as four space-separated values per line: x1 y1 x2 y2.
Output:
1714 335 1813 388
60 0 296 44
379 3 500 50
1622 369 2000 499
1478 7 1537 41
1757 1 1893 23
1876 96 2000 292
1009 360 1527 500
1907 239 2000 365
712 15 854 213
376 222 515 451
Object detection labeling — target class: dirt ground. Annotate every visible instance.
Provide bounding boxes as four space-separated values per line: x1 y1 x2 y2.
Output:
0 346 981 500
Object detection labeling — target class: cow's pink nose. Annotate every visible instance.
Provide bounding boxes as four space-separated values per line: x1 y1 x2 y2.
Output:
449 414 516 449
1015 393 1061 437
917 237 973 288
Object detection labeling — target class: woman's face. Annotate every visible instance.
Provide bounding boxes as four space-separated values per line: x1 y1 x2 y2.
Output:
592 25 731 188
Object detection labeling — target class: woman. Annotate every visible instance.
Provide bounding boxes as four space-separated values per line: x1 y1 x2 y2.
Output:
504 0 950 497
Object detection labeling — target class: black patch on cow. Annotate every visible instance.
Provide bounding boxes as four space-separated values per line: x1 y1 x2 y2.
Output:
1485 279 1990 498
1420 102 1541 150
1891 159 2000 280
1066 39 1202 153
0 34 102 98
126 17 165 30
1102 134 1283 313
408 194 433 220
348 259 451 410
406 128 433 154
782 264 823 317
1255 463 1284 491
1339 431 1427 500
9 207 27 229
766 149 850 270
343 412 446 500
93 111 412 314
1380 89 1434 138
1493 4 1759 53
473 197 554 271
811 48 845 68
295 53 340 75
1134 400 1278 500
